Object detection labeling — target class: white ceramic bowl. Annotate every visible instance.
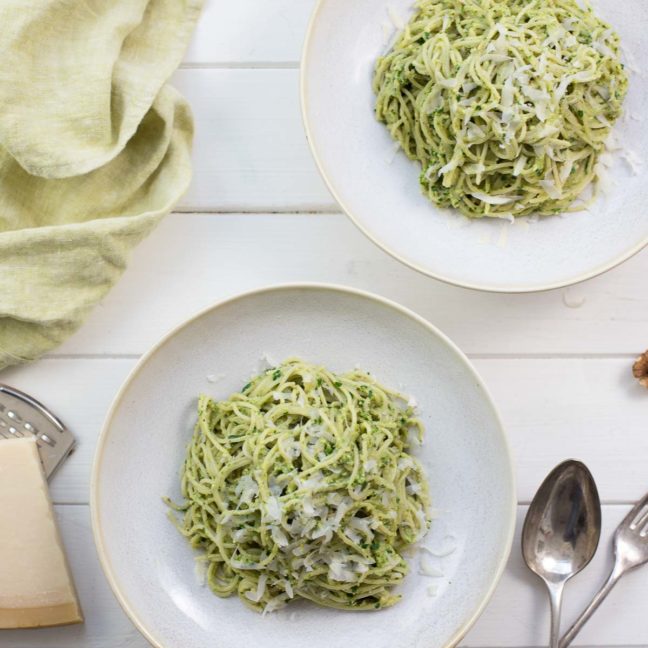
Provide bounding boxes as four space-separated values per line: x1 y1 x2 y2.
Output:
301 0 648 292
91 284 515 648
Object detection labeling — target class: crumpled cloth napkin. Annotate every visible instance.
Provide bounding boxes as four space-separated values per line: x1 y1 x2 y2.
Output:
0 0 203 370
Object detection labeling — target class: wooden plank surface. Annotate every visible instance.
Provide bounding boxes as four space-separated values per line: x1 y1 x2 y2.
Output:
3 0 648 646
51 213 648 358
172 69 335 212
183 0 313 65
0 505 644 648
2 356 645 505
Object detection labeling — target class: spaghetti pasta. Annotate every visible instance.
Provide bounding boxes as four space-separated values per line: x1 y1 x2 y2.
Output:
373 0 628 218
166 358 430 613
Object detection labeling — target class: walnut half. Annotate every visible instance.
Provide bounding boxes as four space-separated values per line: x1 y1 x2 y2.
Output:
633 351 648 389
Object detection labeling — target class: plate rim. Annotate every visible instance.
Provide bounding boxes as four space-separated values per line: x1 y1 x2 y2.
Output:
90 282 517 648
300 0 648 294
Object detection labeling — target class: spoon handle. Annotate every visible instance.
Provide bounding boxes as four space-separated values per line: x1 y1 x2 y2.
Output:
548 581 565 648
559 565 623 648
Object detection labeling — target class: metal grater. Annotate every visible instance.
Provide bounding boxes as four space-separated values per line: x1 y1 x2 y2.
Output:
0 384 75 480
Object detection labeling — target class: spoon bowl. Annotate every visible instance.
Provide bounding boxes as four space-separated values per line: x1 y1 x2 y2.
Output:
522 460 602 647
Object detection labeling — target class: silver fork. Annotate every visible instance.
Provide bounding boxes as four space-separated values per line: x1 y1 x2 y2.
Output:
560 491 648 647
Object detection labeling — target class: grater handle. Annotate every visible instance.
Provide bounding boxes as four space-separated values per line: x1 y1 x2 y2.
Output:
0 384 76 480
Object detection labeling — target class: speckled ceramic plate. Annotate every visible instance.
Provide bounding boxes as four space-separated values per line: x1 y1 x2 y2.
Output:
301 0 648 292
91 284 515 648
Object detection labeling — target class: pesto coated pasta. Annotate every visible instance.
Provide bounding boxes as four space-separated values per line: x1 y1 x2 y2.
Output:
166 359 431 613
373 0 628 219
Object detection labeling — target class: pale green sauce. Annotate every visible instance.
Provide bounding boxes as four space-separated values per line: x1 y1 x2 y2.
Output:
374 0 628 219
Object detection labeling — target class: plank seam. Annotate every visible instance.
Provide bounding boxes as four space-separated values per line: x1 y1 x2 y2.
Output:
173 206 342 215
179 61 300 69
41 353 639 361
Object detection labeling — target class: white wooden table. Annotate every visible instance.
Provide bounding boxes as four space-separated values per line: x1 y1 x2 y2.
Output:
3 2 648 646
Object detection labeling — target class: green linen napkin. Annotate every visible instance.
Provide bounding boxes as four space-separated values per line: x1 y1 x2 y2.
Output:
0 0 203 370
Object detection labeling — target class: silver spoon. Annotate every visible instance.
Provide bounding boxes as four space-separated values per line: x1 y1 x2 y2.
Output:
522 460 602 648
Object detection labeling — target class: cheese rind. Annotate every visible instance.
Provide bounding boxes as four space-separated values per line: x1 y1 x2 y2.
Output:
0 602 81 629
0 437 82 628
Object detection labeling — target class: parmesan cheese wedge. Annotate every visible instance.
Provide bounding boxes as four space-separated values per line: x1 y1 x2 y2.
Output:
0 437 82 628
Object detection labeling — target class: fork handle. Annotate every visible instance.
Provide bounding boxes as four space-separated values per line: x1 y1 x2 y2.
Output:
559 565 623 648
